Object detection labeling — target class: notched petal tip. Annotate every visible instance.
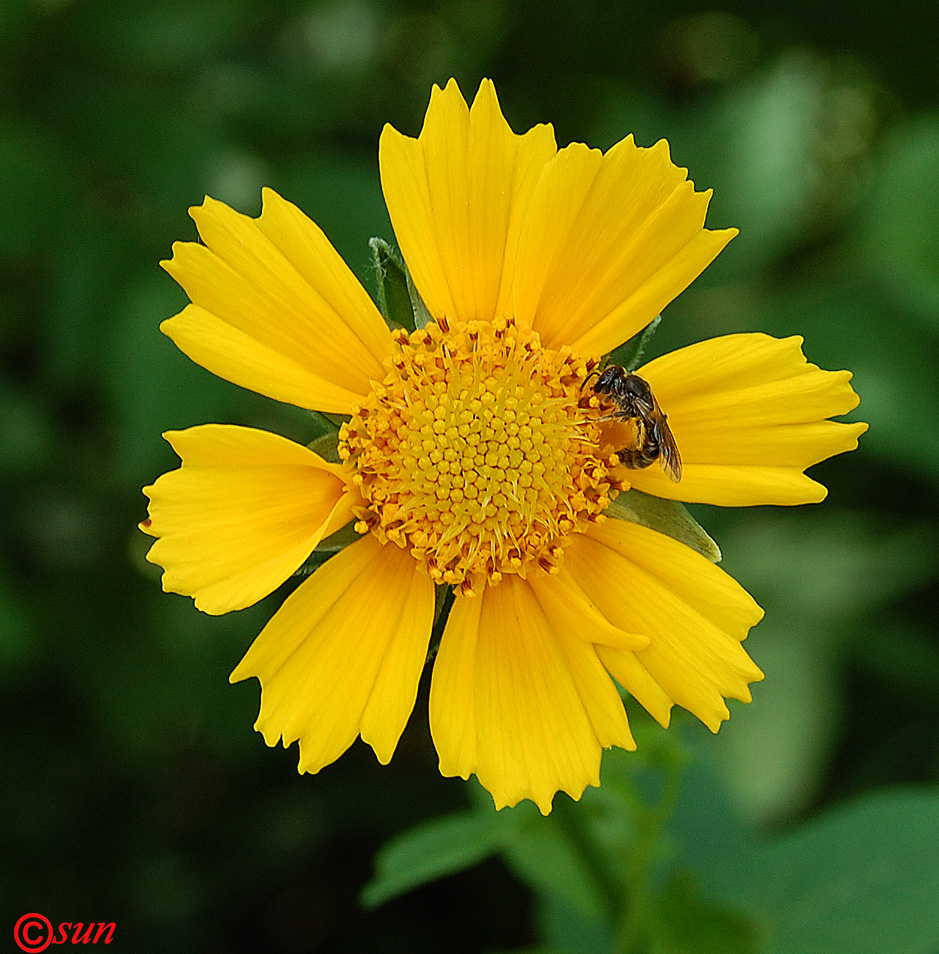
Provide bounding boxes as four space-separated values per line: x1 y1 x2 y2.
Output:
141 424 356 615
518 131 741 355
629 333 868 505
380 75 557 328
431 577 634 817
231 539 434 778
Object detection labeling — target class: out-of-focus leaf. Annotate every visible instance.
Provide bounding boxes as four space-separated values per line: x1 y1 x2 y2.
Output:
534 890 614 954
647 873 760 954
860 114 939 321
724 513 938 625
361 811 505 909
712 621 843 823
503 813 612 922
675 768 939 954
854 619 939 703
758 792 939 954
712 512 937 819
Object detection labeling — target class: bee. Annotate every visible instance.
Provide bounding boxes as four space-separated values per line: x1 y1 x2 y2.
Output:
583 366 682 483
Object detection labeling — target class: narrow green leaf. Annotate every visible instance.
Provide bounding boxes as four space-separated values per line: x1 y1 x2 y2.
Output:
606 489 721 562
306 429 341 463
607 314 662 372
361 811 505 909
369 236 434 331
406 265 434 330
369 236 414 331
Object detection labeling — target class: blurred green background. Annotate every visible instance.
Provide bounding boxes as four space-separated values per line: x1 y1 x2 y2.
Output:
2 0 937 951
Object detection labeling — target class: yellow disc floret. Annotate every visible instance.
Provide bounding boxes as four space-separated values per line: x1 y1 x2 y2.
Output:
339 317 622 595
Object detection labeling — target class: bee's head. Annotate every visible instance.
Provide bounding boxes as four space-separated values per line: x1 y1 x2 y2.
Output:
592 366 626 394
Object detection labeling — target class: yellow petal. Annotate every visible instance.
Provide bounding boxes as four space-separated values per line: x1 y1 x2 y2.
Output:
379 78 557 325
566 520 765 733
512 136 736 354
625 333 869 505
161 305 369 413
526 569 649 651
430 575 636 815
141 425 359 614
231 535 434 772
161 189 392 413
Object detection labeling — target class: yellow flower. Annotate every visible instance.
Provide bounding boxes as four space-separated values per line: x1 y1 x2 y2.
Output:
141 79 866 814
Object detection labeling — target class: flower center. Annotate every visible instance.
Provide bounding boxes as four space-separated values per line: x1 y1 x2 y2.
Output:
339 317 622 595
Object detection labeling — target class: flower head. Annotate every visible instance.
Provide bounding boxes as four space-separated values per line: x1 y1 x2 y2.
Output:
340 316 619 595
141 79 866 813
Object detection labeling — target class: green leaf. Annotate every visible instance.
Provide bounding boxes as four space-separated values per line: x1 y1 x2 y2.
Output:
758 791 939 954
368 236 433 331
606 489 721 562
360 811 505 909
306 429 341 463
369 237 414 331
502 815 612 922
406 263 434 330
607 314 662 371
647 873 760 954
676 774 939 954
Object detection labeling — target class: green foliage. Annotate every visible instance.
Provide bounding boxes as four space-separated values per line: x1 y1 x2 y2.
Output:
365 759 939 954
370 237 415 331
362 810 506 909
674 771 939 954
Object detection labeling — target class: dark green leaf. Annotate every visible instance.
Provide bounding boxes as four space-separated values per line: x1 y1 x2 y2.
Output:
361 811 505 909
607 314 662 371
369 236 415 331
368 236 434 331
647 873 760 954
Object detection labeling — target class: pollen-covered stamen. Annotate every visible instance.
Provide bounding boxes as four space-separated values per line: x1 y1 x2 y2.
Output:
339 317 623 592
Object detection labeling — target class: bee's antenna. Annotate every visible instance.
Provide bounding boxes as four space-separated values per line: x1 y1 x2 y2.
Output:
580 368 601 391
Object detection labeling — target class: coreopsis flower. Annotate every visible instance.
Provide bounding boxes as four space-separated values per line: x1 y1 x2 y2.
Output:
140 79 866 814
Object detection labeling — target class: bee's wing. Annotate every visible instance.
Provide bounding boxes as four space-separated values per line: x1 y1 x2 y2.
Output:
649 394 682 483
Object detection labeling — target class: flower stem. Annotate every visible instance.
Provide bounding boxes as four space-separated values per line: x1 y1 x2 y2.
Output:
613 747 685 954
